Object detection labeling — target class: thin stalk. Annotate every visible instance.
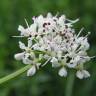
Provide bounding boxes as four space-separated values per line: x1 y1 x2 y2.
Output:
65 71 75 96
0 64 31 84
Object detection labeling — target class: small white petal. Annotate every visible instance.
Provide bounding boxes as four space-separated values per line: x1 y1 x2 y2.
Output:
19 41 26 49
18 25 25 32
36 63 41 69
83 70 90 78
50 57 58 63
47 12 52 18
27 66 36 76
52 62 60 68
28 38 32 48
39 54 43 60
50 57 60 67
78 51 87 56
58 15 66 25
72 44 78 50
76 37 84 44
57 51 62 60
43 55 50 59
58 67 67 77
30 23 37 33
37 15 44 27
83 41 90 50
76 70 84 79
14 52 24 60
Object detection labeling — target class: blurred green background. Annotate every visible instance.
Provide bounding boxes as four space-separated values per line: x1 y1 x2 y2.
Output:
0 0 96 96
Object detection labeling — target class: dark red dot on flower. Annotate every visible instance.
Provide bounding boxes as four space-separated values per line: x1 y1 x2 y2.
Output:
41 34 44 37
43 23 47 27
29 35 32 37
64 20 69 23
61 57 64 59
65 25 68 29
43 29 45 32
48 22 51 25
60 31 62 34
66 56 72 63
35 34 37 37
53 19 56 22
52 29 55 32
65 36 67 39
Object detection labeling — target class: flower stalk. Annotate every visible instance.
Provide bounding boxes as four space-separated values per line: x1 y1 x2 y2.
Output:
65 71 75 96
0 65 31 84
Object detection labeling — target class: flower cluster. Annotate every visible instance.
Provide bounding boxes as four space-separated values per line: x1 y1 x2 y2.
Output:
14 13 93 79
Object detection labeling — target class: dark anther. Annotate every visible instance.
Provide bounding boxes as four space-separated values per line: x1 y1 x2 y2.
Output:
66 56 72 63
43 23 47 27
65 36 67 39
63 51 68 54
71 43 73 45
28 56 32 60
29 35 32 37
48 22 51 25
52 29 55 32
53 19 56 22
70 63 73 65
63 33 65 36
31 47 34 50
35 34 37 37
76 44 81 50
73 39 75 41
60 31 65 36
56 33 58 35
61 57 64 59
60 31 62 34
66 40 69 43
45 49 48 51
41 34 44 37
64 20 70 23
43 29 45 32
65 25 68 29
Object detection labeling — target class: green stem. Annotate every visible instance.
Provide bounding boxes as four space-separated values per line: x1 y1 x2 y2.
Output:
0 65 31 84
65 71 75 96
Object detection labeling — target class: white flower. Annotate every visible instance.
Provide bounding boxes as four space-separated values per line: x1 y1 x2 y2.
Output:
15 39 34 64
58 67 67 77
27 65 36 76
18 20 37 37
50 57 60 67
14 13 93 78
14 52 25 60
18 25 30 37
19 41 26 49
76 70 90 79
58 15 66 26
22 53 33 64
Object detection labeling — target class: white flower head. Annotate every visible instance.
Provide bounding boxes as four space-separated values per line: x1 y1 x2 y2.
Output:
14 13 93 78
